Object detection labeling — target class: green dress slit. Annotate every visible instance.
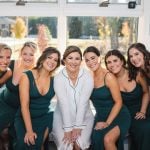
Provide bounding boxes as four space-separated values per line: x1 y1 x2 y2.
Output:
90 77 131 150
15 70 55 150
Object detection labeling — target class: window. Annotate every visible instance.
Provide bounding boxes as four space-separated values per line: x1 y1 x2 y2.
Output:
0 0 144 55
0 16 57 58
67 16 138 55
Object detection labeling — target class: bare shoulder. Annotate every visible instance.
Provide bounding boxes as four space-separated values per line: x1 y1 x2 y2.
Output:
105 71 117 81
104 71 118 88
19 72 29 83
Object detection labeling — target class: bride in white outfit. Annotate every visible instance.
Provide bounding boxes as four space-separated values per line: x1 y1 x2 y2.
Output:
52 45 94 150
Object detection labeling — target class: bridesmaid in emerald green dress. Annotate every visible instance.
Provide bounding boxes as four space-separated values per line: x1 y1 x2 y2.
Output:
0 44 12 88
14 47 61 150
105 50 150 150
0 42 37 133
0 43 12 150
127 43 150 92
83 46 131 150
0 42 37 149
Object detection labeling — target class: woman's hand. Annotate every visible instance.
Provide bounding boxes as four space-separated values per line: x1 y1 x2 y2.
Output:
94 122 109 130
24 131 37 146
72 128 82 142
63 131 72 144
135 111 146 120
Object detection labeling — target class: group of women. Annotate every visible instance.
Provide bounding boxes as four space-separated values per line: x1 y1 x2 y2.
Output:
0 41 149 150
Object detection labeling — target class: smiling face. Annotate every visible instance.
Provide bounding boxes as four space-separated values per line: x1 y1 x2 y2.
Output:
128 47 145 68
0 49 11 72
84 52 100 72
20 46 35 68
106 55 123 74
42 53 59 72
64 51 82 73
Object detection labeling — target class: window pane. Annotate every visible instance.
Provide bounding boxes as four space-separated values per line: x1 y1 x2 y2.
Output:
0 16 58 59
67 16 138 55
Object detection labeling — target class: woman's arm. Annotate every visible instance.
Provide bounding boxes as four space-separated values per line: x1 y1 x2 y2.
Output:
105 73 123 125
19 73 37 145
135 72 149 119
0 69 12 84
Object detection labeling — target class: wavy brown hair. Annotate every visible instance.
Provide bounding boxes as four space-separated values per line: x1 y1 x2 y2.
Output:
105 49 126 69
34 47 61 73
127 43 150 80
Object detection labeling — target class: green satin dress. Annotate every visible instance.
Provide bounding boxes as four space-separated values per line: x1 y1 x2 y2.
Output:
0 60 19 133
15 70 55 150
121 83 150 150
90 83 131 150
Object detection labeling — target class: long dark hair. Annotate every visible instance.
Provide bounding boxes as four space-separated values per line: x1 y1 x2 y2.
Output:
34 47 61 72
105 49 126 69
83 46 100 57
127 43 150 80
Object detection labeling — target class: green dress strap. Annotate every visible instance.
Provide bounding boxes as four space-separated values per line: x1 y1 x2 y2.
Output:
104 72 110 86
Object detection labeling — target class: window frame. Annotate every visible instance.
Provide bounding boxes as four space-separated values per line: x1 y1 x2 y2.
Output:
0 0 146 53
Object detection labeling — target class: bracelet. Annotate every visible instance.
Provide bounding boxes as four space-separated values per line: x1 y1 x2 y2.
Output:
105 122 110 126
139 111 146 115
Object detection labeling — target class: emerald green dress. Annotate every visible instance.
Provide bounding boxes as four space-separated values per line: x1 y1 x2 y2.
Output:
15 70 55 150
121 83 150 150
0 60 19 133
90 82 131 150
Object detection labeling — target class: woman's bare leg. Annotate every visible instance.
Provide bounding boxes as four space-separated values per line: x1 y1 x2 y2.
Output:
104 126 120 150
41 128 49 150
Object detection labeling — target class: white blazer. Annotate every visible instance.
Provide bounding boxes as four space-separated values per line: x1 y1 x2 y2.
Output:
52 67 94 150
